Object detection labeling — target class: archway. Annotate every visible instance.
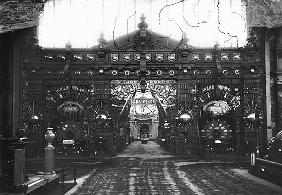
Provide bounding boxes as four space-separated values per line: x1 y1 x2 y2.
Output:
111 80 176 140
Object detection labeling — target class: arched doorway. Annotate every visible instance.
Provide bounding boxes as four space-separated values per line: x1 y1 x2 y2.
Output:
111 80 176 141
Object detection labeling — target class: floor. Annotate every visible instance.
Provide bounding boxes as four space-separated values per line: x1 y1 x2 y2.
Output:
65 141 282 195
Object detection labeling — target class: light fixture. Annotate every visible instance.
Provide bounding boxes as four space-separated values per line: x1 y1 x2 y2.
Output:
95 111 111 125
45 55 53 60
205 53 212 60
220 53 229 60
157 70 162 75
57 54 65 60
168 53 176 61
135 54 141 61
31 115 39 120
164 122 170 129
112 70 118 75
96 114 107 120
178 113 192 124
233 53 241 60
246 112 256 122
125 70 130 75
30 102 41 121
156 54 163 61
192 53 200 60
74 54 83 60
206 70 211 74
169 70 175 75
123 54 131 61
86 54 95 61
146 54 151 61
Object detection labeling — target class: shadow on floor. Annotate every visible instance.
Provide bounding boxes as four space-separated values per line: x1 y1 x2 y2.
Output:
29 182 76 195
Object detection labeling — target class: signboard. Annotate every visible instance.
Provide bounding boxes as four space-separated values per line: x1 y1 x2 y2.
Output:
131 99 155 104
63 139 74 144
57 101 83 114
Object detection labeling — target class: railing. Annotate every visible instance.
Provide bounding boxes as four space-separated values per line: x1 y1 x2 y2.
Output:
56 167 77 184
26 141 90 158
250 157 282 185
25 141 45 158
255 158 282 172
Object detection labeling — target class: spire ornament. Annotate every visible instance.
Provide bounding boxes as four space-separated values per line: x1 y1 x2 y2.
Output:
138 14 148 30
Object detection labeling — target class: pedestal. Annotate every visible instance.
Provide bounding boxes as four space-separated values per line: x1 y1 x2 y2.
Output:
44 127 55 175
11 139 28 194
14 145 26 186
45 145 55 174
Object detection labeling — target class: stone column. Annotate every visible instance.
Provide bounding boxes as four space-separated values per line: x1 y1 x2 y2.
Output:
45 127 55 175
277 28 282 135
265 32 272 142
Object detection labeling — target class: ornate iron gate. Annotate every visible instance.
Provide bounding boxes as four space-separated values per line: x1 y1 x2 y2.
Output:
22 19 266 156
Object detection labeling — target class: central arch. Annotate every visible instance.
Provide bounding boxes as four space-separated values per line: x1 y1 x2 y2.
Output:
111 80 176 140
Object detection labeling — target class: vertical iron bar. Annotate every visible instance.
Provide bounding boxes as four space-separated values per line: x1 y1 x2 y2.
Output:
74 167 77 184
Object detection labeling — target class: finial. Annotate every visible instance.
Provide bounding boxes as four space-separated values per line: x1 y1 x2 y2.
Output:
138 14 148 29
98 33 107 48
65 41 71 51
100 32 104 39
182 32 189 47
141 13 145 23
214 41 219 50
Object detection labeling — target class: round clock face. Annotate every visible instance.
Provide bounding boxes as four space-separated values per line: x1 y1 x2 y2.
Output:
202 120 232 140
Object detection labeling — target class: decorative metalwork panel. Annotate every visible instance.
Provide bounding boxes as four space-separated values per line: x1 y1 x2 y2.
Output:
111 80 176 108
21 23 267 157
149 80 176 108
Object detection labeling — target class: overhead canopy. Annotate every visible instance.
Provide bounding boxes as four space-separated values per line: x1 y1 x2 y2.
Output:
0 1 43 33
